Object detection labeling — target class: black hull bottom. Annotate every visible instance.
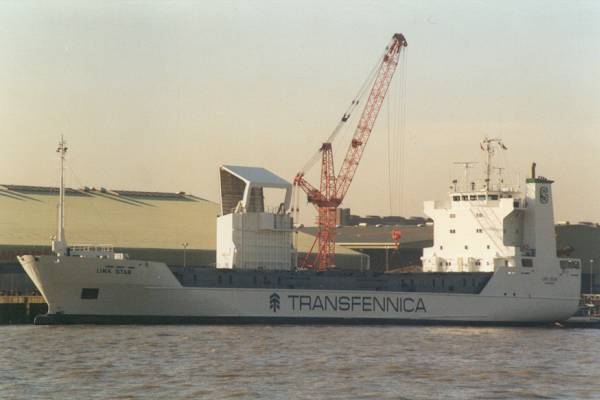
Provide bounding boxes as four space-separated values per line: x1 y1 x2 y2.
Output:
34 313 560 327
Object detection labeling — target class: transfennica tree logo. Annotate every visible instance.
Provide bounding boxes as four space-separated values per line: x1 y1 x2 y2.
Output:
269 293 280 312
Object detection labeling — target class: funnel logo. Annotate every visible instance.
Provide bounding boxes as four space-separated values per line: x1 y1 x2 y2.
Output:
269 293 281 313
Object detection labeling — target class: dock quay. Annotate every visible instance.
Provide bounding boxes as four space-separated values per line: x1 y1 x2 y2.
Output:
0 296 47 324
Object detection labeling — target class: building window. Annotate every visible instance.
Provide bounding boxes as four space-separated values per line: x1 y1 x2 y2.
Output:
450 229 456 234
476 213 483 217
470 195 477 201
489 195 499 200
462 195 469 201
477 195 486 200
449 214 456 219
440 245 444 250
464 245 469 250
475 260 481 266
522 258 534 267
486 245 491 249
476 229 483 233
453 196 460 201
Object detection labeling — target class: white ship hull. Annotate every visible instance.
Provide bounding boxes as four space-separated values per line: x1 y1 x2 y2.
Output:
18 255 580 325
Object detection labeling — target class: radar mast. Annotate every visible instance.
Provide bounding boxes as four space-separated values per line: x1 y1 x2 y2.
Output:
481 137 507 191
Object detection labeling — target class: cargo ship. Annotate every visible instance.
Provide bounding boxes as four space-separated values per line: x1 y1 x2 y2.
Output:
17 138 581 325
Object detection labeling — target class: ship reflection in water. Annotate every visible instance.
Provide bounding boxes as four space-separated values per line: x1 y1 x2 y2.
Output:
1 325 599 399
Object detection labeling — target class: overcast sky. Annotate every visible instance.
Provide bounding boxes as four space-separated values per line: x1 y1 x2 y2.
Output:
1 1 599 225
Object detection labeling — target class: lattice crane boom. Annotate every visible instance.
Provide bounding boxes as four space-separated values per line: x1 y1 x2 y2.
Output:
294 33 407 271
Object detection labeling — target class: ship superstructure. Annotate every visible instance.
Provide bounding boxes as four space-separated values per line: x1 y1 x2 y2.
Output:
423 139 567 276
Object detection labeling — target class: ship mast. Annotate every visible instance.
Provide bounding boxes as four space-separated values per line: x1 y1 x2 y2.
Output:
52 137 68 256
453 161 478 192
481 137 507 191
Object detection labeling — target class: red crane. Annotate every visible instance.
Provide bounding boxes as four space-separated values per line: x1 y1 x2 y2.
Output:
294 33 407 271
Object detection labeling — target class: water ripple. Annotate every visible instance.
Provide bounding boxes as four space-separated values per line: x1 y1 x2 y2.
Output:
0 325 599 399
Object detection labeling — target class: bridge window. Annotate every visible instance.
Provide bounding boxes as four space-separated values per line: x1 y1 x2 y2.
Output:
440 245 443 250
462 195 468 201
450 229 456 234
453 196 460 201
478 195 486 200
449 214 456 218
476 229 483 233
470 195 477 200
489 195 499 200
464 245 469 250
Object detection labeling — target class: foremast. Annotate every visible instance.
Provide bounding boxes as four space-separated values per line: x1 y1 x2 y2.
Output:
52 137 68 256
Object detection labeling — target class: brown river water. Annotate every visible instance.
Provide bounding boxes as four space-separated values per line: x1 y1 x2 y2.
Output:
1 325 599 399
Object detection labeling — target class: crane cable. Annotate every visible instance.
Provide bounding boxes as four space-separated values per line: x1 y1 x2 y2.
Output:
292 43 396 223
386 48 408 216
298 45 391 176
